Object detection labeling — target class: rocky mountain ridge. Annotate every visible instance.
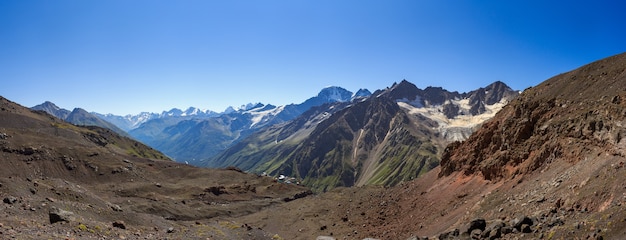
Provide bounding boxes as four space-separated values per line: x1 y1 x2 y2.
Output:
31 102 129 137
210 80 519 192
440 52 626 180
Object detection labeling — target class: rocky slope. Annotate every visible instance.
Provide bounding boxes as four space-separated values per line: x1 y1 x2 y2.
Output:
0 96 310 239
440 53 626 180
211 80 518 192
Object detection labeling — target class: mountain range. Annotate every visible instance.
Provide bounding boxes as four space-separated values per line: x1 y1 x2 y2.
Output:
125 86 371 164
94 107 220 132
31 81 518 192
5 52 626 239
231 52 626 240
208 80 519 192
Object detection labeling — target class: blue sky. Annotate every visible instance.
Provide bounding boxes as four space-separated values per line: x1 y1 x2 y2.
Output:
1 1 624 115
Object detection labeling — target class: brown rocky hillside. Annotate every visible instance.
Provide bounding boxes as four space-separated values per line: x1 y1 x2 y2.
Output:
0 96 310 239
440 52 626 179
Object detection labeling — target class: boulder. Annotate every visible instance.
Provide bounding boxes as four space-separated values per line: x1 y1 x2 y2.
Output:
464 218 486 234
501 226 513 235
470 228 482 239
510 215 533 231
109 203 123 212
482 219 505 239
49 206 75 223
437 228 459 239
486 228 501 240
3 196 17 204
112 221 126 229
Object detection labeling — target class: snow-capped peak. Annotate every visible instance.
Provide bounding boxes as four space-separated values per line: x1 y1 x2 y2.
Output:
352 88 372 99
317 86 352 102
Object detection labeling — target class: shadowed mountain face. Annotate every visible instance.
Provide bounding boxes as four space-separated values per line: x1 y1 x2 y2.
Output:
210 80 519 192
275 96 441 192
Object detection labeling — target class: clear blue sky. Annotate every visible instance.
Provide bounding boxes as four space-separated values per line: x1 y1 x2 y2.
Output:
1 1 624 115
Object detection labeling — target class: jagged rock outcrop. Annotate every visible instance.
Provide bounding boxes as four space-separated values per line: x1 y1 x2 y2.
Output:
440 52 626 180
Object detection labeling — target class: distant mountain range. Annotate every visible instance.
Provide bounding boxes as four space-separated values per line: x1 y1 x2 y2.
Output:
31 81 518 191
93 107 220 132
127 86 372 164
31 101 129 137
207 80 519 192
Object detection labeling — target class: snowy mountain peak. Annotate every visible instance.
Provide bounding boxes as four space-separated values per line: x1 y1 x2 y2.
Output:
352 88 372 99
230 103 264 112
162 108 183 117
183 107 201 116
317 86 353 102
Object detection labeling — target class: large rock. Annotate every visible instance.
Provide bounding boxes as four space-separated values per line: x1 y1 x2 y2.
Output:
482 220 505 239
464 218 487 234
3 196 17 204
510 215 533 231
49 206 75 223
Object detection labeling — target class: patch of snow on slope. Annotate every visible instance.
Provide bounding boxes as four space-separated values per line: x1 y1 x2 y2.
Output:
249 105 285 128
396 95 423 108
126 112 156 128
398 97 509 141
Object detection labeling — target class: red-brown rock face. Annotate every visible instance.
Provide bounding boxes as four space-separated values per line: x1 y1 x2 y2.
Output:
440 52 626 180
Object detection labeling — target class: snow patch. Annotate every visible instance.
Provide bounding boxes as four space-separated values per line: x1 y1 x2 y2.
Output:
396 95 423 108
249 105 285 128
398 97 509 141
